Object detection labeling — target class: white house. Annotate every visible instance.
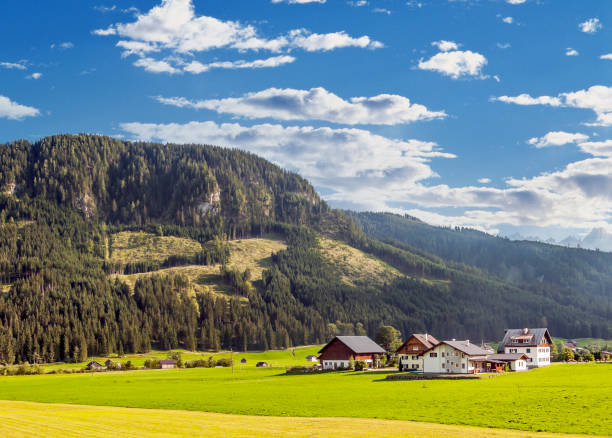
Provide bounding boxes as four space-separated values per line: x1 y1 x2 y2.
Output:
397 333 439 372
422 340 490 374
485 353 529 372
497 328 553 368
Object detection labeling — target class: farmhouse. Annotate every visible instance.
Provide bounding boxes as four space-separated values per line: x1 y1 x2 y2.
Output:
397 333 439 372
422 340 491 374
240 358 247 364
158 359 176 369
105 359 121 368
318 336 385 370
498 328 553 368
305 355 318 362
256 361 270 367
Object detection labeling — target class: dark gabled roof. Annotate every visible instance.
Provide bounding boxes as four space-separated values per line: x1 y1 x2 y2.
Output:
423 340 489 356
87 361 102 367
396 333 439 353
497 328 552 352
158 359 176 365
486 353 528 362
319 336 385 355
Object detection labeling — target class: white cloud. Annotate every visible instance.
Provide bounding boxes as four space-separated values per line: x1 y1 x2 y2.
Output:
183 56 295 74
527 131 589 148
348 1 368 6
373 8 391 15
579 18 602 34
493 94 562 106
94 5 117 12
600 54 612 60
0 95 40 120
51 42 74 49
133 57 180 74
577 140 612 157
502 16 514 24
494 86 612 126
496 42 511 49
431 40 458 52
478 178 491 184
0 61 26 70
565 48 579 56
271 0 325 3
26 72 42 80
506 0 526 4
493 74 500 82
418 47 487 79
93 0 382 73
154 87 446 125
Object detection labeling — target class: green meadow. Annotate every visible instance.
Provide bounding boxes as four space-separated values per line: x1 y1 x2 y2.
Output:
0 362 609 436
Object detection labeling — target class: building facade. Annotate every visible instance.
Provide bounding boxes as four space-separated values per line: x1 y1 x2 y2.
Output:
422 340 491 374
397 333 439 372
498 328 553 368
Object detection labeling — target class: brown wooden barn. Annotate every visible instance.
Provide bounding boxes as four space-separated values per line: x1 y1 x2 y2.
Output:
318 336 385 370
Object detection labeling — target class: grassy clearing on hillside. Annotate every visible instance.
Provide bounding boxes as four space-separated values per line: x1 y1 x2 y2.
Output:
0 400 593 438
111 236 287 298
109 231 203 264
1 284 11 293
318 237 402 286
37 346 321 372
0 364 609 435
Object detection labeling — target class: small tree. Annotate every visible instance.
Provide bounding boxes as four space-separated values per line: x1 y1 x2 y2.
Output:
562 348 574 362
375 326 402 354
348 356 356 371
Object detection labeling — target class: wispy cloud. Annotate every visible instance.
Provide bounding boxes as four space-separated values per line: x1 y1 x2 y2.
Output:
93 0 382 74
154 87 446 125
0 61 27 70
527 131 588 148
26 72 42 80
494 86 612 126
565 48 579 56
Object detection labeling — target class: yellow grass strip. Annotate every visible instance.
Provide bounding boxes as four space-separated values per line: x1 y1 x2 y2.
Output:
0 400 593 438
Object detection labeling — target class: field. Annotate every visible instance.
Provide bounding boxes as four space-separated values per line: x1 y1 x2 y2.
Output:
37 346 321 372
0 361 610 436
0 400 594 438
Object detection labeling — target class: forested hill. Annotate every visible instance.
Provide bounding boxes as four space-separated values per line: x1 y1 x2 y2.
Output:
347 211 612 336
0 135 609 365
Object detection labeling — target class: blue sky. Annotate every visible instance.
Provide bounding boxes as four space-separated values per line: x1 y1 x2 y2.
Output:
1 0 611 239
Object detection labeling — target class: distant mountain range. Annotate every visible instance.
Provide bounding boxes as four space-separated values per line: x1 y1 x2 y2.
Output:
504 228 612 252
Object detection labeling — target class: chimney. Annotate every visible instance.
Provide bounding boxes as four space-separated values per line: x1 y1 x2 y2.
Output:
425 333 428 342
452 338 456 341
466 340 470 345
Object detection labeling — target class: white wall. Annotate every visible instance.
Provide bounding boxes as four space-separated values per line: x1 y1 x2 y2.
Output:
422 344 472 374
504 346 550 367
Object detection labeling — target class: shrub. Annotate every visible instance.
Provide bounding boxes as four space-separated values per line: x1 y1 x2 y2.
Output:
216 358 232 367
354 360 367 371
144 359 160 369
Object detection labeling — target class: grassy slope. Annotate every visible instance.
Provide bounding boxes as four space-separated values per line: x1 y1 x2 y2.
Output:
0 364 609 435
109 232 413 299
109 231 203 264
318 237 402 286
0 401 593 438
111 234 287 299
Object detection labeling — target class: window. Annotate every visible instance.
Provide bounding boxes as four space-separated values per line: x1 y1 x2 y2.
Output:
430 353 437 357
441 352 445 358
412 345 418 350
442 363 445 368
462 363 465 369
526 348 531 353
